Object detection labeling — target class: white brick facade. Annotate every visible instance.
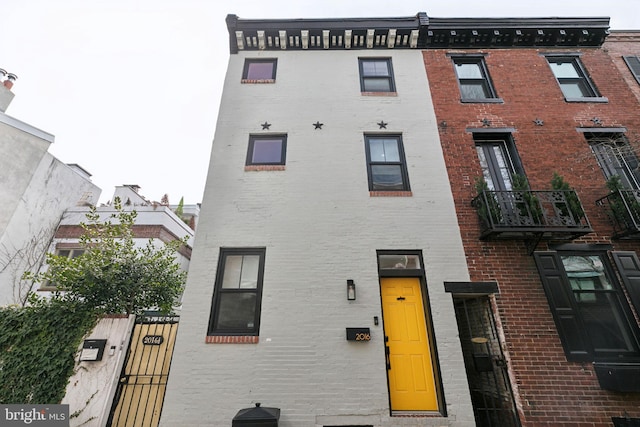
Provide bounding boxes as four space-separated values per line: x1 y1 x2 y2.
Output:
162 45 474 426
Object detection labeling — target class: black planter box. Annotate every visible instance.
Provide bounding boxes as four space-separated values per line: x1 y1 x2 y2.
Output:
593 362 640 392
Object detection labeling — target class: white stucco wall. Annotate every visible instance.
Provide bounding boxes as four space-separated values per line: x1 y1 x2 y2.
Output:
0 114 100 305
162 48 474 427
0 115 52 235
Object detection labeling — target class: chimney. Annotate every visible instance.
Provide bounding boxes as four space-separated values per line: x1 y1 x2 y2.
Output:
0 69 17 113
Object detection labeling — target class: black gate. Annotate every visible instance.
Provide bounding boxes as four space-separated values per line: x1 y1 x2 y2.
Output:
107 315 179 427
453 297 520 427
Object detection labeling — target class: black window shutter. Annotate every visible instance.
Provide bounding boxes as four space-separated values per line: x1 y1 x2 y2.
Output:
533 252 591 361
623 56 640 84
611 251 640 315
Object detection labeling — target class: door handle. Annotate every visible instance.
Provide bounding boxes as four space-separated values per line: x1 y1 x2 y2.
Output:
397 296 405 301
385 345 391 370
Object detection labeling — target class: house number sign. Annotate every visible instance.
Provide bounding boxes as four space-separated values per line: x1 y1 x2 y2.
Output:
346 328 371 341
142 335 164 345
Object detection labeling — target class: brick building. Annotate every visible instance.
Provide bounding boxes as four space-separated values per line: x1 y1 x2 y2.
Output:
423 19 640 427
161 12 640 427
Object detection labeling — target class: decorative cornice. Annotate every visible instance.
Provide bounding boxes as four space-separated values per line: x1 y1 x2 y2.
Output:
226 13 610 53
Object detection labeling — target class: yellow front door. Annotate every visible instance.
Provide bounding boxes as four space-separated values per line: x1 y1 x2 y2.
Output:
381 277 438 411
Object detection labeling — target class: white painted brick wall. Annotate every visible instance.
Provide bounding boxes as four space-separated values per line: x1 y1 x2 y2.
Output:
161 48 475 427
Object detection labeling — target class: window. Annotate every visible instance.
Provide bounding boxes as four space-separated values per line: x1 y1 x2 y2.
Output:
365 135 410 192
452 57 499 101
474 134 524 192
56 248 85 259
546 56 603 101
208 248 266 336
246 135 286 166
40 247 86 290
623 56 640 84
378 254 422 270
359 58 395 92
242 59 277 82
587 132 640 190
534 250 640 362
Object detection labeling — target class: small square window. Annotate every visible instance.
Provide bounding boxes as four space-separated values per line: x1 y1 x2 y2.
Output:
242 59 277 82
546 56 604 101
359 58 395 92
365 135 410 191
208 248 266 336
246 135 287 166
452 57 499 101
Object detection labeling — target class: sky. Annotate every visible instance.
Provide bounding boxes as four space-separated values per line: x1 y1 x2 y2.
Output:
1 1 639 205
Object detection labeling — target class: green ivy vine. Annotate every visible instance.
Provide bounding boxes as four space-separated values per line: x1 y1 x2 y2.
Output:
0 297 98 404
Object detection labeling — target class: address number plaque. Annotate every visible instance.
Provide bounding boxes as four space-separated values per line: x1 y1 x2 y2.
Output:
346 328 371 341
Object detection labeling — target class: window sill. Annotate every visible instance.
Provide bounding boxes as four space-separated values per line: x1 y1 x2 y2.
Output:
370 191 412 197
564 96 608 103
245 165 286 171
460 98 504 104
241 79 275 84
205 335 259 344
361 91 398 97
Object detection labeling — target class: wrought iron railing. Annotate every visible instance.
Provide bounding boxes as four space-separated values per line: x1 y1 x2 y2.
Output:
472 190 592 239
596 189 640 239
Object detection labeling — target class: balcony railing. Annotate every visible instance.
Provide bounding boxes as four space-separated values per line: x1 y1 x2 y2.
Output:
596 189 640 239
472 190 592 240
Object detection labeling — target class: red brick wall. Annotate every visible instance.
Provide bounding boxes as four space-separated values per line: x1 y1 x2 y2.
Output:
424 45 640 426
605 31 640 104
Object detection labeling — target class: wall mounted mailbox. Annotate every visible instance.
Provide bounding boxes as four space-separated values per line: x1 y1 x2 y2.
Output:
346 328 371 341
80 339 107 361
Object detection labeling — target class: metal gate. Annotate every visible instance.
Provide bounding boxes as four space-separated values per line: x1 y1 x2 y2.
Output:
108 315 179 427
453 297 520 427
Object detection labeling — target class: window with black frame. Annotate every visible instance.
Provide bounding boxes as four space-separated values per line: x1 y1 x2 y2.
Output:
534 250 640 362
546 56 603 101
242 58 277 82
246 134 287 166
623 55 640 84
452 56 500 101
587 133 640 190
208 248 266 336
358 58 395 92
364 135 410 192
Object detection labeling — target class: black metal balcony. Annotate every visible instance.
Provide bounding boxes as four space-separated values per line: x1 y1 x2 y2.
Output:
596 190 640 239
472 190 592 241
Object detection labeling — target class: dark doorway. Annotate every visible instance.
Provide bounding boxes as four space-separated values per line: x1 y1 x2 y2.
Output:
453 297 520 427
